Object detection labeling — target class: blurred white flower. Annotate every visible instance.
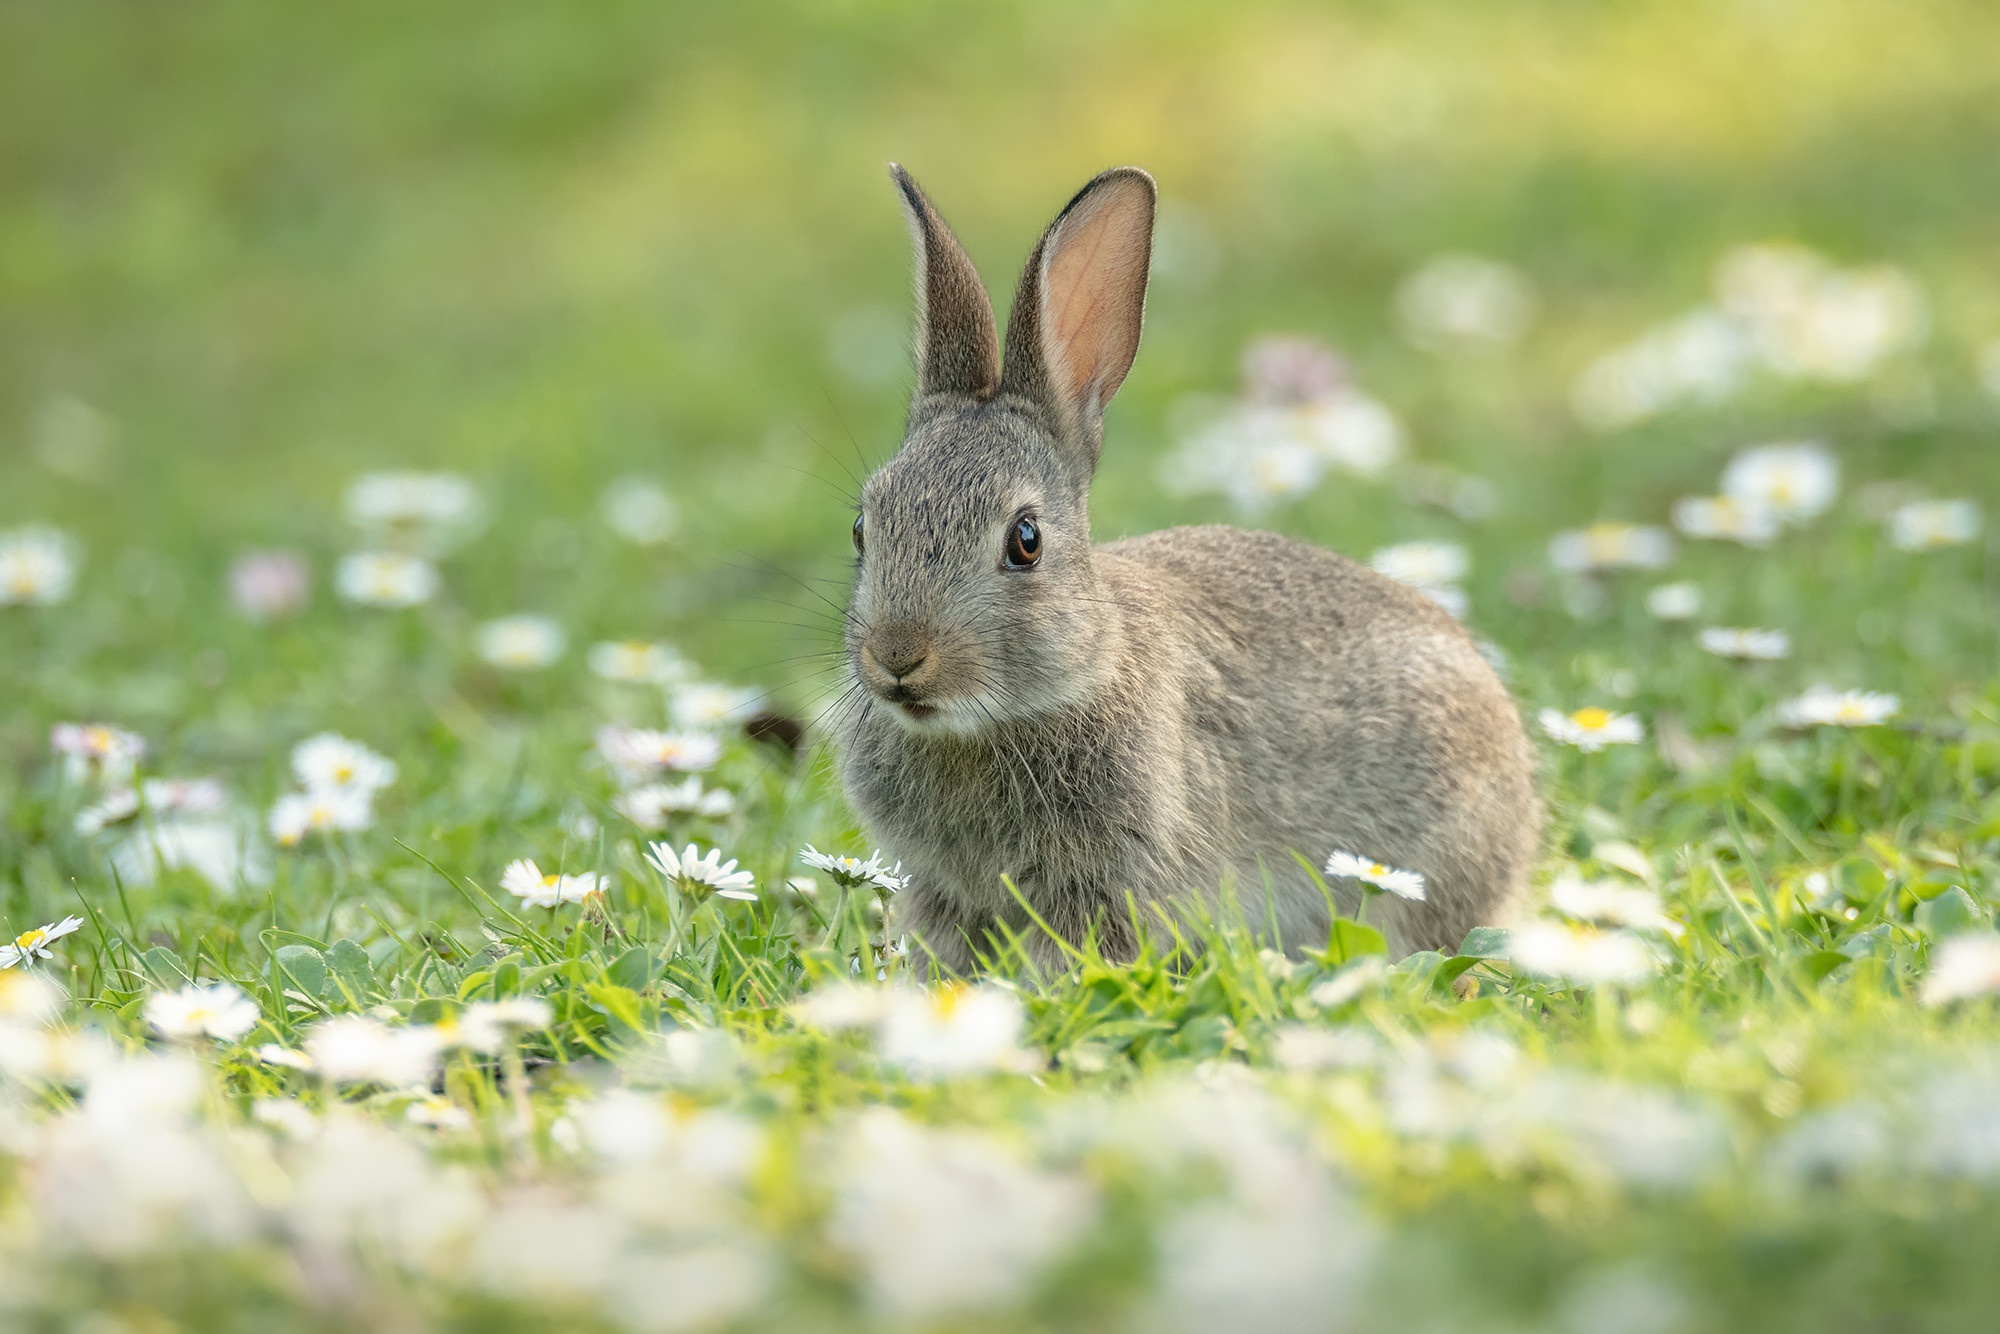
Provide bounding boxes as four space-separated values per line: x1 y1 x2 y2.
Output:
1699 626 1790 660
672 682 761 730
601 476 680 545
1369 541 1468 588
1547 877 1683 937
1324 850 1426 902
1540 707 1644 751
596 726 722 784
499 858 605 908
1671 495 1778 546
646 842 757 901
476 614 565 670
614 779 735 828
1304 958 1390 1012
1922 934 2000 1006
790 981 890 1031
830 1109 1093 1317
51 722 145 786
452 997 553 1051
1241 335 1346 403
345 471 481 538
799 845 909 895
1572 309 1752 430
227 549 309 620
588 640 690 685
877 984 1032 1079
1549 523 1674 572
145 983 259 1042
1720 247 1926 382
1395 254 1536 349
291 733 396 797
0 526 79 607
1721 441 1838 523
251 1097 320 1139
1511 921 1658 985
108 817 268 893
269 789 374 846
1979 340 2000 399
303 1016 443 1087
0 916 84 969
1777 685 1900 728
1888 498 1981 551
405 1095 473 1132
1645 582 1702 621
334 551 438 608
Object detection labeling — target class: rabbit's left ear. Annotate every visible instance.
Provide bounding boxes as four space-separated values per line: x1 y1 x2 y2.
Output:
1001 167 1156 473
891 164 1001 403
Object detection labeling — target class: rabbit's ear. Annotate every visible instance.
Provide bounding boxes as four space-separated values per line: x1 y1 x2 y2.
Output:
890 164 1001 401
1001 167 1156 471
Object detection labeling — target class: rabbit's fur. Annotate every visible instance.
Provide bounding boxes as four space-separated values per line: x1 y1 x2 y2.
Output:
834 165 1539 972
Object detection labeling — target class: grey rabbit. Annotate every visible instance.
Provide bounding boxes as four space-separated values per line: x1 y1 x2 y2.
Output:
833 164 1540 973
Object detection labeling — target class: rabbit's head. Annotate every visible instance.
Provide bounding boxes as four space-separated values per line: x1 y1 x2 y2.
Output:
846 166 1156 735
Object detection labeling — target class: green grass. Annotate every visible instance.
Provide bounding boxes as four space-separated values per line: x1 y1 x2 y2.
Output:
6 1 2000 1329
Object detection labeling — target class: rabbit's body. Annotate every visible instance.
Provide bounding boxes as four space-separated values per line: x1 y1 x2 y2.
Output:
834 166 1539 972
839 520 1537 970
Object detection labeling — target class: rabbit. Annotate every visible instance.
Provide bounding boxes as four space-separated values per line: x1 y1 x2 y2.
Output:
832 164 1540 974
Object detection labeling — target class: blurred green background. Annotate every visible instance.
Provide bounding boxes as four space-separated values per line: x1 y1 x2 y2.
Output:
4 0 1999 693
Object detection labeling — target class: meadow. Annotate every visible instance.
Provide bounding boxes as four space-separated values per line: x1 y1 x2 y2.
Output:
5 1 2000 1329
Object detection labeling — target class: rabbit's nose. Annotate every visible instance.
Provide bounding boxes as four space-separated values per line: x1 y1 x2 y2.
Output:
863 625 935 683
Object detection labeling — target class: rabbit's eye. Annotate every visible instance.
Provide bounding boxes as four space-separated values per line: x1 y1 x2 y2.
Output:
1004 516 1042 569
852 514 865 555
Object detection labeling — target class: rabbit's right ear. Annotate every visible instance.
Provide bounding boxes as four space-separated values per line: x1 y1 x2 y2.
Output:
890 164 1001 402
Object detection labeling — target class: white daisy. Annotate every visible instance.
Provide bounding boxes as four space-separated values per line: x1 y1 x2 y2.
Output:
595 726 722 783
1369 541 1469 588
1510 921 1658 986
437 997 554 1052
613 779 735 829
74 788 141 836
291 733 397 797
1323 850 1426 901
1922 934 2000 1006
799 845 910 895
1547 876 1683 937
50 722 146 785
1671 495 1778 546
335 551 439 608
587 640 689 685
1540 706 1644 752
227 549 310 620
345 471 481 533
601 477 680 545
477 614 566 670
1720 440 1838 523
269 789 374 846
1548 523 1675 573
1888 498 1981 551
1698 626 1791 660
303 1015 444 1087
1395 254 1536 350
1645 582 1702 621
0 527 79 606
876 983 1034 1079
405 1095 473 1132
671 683 762 730
145 983 260 1042
645 842 757 901
499 859 606 909
1777 686 1900 729
0 916 84 969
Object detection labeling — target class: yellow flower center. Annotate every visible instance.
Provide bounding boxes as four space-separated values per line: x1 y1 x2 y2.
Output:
13 929 44 951
932 982 967 1017
331 763 354 783
1367 862 1388 877
1572 707 1613 731
541 874 560 888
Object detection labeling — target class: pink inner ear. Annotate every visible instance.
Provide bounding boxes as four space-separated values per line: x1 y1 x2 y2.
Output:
1041 178 1153 413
